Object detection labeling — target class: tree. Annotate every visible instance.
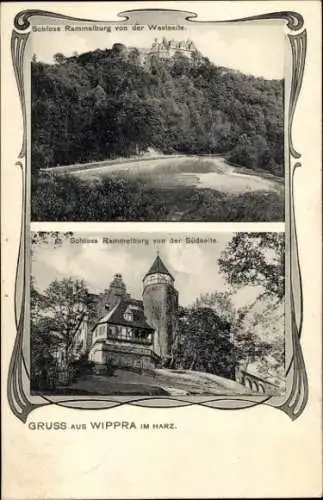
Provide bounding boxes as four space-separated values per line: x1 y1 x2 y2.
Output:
218 232 285 300
39 278 95 366
189 290 273 376
217 233 285 383
171 51 191 77
256 335 285 385
30 279 58 390
232 297 285 382
53 52 66 65
31 232 75 261
128 48 140 65
171 306 235 379
188 292 284 383
231 325 274 374
31 277 44 325
193 291 236 324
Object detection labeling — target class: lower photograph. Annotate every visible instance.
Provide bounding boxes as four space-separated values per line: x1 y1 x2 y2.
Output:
30 231 285 397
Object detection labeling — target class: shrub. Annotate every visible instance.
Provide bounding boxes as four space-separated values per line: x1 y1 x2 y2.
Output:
31 172 284 222
105 358 117 376
70 354 95 379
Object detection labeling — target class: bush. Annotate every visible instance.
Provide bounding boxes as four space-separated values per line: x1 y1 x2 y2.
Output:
105 358 118 376
31 172 284 222
30 327 58 391
70 354 94 379
183 189 284 222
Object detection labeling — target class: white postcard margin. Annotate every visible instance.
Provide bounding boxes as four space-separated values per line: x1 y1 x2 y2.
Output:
1 1 322 498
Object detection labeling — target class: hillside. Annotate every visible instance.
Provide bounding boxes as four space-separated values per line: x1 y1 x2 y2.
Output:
31 39 284 177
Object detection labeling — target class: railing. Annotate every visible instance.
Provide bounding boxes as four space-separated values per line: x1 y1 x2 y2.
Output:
106 334 152 346
236 368 280 395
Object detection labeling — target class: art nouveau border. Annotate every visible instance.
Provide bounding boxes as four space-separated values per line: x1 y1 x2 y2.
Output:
8 8 308 422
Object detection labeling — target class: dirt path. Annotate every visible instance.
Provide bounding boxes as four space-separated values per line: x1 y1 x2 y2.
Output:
50 369 249 396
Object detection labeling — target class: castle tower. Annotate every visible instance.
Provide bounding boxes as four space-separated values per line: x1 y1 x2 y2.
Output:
142 254 178 360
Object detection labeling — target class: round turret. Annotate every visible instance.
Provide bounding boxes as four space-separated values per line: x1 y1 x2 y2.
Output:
143 255 174 289
142 255 178 359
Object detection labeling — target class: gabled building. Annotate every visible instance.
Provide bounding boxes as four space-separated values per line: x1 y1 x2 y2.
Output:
149 37 199 60
86 255 179 371
111 38 202 71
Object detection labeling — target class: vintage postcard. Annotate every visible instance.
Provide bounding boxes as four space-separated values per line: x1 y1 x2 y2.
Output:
1 1 322 499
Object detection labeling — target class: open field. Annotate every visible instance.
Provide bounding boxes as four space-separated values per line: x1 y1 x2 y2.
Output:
68 155 283 195
32 155 284 222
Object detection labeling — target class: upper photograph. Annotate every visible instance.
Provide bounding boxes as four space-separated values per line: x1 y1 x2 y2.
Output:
30 20 285 222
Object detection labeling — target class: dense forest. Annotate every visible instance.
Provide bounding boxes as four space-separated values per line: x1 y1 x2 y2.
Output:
31 42 284 177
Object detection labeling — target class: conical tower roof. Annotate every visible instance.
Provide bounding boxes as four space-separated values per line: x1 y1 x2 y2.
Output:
144 255 174 281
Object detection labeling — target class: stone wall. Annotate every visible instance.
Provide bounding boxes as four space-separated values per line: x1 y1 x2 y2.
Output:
143 283 178 359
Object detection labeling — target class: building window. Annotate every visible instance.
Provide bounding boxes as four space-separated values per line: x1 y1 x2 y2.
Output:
124 311 133 321
144 273 173 287
95 324 106 338
123 305 142 322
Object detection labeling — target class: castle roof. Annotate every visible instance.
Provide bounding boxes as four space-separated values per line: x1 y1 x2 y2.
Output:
97 298 153 331
144 255 174 281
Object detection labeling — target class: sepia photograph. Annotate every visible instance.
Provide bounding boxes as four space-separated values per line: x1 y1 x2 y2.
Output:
30 22 285 222
30 231 285 396
3 2 322 499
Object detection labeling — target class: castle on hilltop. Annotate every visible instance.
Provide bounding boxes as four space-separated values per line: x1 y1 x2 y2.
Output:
112 37 202 69
149 37 199 60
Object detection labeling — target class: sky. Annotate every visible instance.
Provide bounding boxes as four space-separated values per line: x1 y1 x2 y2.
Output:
31 231 262 308
30 22 284 79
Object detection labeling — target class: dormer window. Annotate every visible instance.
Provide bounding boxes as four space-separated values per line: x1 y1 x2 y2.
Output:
124 310 133 321
124 305 141 322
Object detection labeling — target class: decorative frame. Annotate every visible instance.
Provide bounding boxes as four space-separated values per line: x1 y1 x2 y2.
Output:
9 8 307 422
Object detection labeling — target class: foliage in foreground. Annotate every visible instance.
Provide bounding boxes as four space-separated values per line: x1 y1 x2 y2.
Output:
169 295 284 385
31 174 284 222
30 277 96 390
218 232 285 299
169 233 285 384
